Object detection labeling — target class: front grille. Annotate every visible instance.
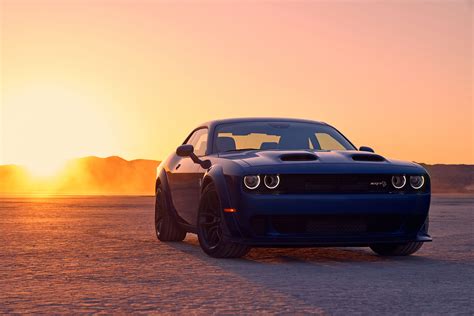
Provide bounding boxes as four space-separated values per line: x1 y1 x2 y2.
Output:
243 173 430 194
250 214 425 236
270 174 429 194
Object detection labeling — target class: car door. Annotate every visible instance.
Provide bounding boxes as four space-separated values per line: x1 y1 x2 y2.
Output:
168 128 208 225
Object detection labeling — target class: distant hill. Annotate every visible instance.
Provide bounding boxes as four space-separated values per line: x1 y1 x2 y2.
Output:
55 156 160 195
0 156 160 195
419 163 473 194
0 156 472 195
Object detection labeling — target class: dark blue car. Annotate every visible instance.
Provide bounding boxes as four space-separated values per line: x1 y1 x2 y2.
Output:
155 118 431 258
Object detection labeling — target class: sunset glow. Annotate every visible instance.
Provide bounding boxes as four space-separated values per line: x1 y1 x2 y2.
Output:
3 83 115 176
1 0 472 175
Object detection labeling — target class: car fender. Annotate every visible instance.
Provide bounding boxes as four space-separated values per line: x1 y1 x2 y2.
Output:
155 167 184 224
202 164 232 209
202 164 243 238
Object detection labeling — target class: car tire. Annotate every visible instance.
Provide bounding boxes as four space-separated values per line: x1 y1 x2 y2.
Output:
155 186 187 242
197 183 250 258
370 242 423 256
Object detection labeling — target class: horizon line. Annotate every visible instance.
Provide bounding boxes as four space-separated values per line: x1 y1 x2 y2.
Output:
1 155 474 167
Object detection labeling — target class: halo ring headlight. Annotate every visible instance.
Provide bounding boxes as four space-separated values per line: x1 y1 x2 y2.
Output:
410 175 425 189
243 175 260 190
264 174 280 189
391 175 406 189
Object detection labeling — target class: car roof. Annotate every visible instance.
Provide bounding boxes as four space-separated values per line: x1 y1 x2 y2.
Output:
198 117 328 129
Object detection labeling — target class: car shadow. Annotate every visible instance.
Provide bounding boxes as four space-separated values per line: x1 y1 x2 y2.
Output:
159 234 447 308
167 234 438 266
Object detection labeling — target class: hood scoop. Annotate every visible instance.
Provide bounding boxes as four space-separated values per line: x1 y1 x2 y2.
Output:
280 153 318 162
351 153 386 162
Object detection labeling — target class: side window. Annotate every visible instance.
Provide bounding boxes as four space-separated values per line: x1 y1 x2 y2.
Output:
186 128 208 157
316 133 346 150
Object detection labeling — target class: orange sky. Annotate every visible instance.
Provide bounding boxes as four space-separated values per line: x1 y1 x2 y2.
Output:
1 0 472 175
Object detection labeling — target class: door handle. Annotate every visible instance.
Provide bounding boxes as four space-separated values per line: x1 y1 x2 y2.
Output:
175 163 181 170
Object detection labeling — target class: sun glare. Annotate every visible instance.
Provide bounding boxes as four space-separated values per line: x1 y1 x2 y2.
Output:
3 83 116 178
24 158 67 178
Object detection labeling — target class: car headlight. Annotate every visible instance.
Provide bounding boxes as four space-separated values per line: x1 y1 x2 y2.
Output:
410 175 425 189
391 175 406 189
264 174 280 189
243 175 260 190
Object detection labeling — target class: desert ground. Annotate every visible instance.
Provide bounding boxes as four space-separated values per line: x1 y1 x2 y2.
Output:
1 195 472 314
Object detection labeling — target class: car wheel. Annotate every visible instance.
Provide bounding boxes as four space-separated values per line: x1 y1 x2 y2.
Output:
155 186 186 242
370 242 423 256
197 183 250 258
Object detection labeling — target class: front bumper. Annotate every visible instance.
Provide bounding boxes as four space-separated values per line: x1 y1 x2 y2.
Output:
223 193 431 247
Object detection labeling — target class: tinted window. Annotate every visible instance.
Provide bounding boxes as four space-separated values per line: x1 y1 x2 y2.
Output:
214 121 354 153
186 128 208 156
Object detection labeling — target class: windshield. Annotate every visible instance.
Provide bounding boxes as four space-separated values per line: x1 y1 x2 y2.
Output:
214 121 356 153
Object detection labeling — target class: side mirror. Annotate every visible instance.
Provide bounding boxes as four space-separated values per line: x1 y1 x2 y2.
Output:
176 144 212 169
359 146 375 153
176 144 194 157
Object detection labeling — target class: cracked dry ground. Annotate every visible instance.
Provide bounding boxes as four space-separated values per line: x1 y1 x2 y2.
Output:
1 195 473 314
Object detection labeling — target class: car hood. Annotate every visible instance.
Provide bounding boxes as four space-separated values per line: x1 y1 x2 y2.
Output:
218 150 426 174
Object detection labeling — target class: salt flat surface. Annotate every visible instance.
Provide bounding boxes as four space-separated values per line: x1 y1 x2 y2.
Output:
1 195 472 314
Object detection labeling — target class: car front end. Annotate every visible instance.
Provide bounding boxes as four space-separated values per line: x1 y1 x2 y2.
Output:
219 151 431 247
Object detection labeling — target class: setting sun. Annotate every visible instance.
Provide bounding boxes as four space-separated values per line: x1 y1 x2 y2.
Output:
2 83 117 176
